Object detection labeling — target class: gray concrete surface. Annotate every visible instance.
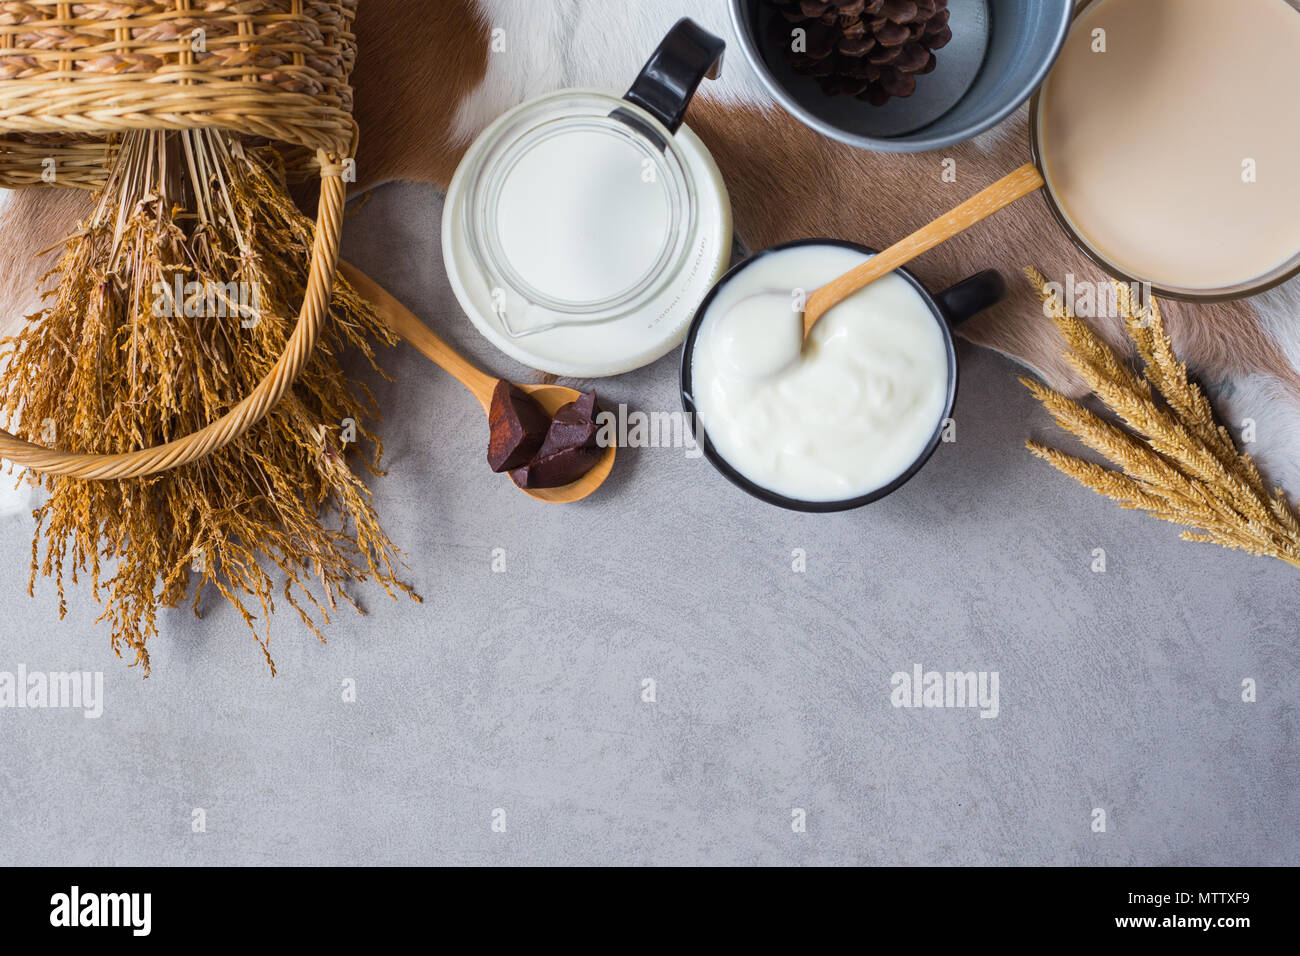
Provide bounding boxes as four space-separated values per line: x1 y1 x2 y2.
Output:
1 183 1296 866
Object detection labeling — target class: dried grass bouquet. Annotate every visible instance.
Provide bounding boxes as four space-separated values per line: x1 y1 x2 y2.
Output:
1 130 418 675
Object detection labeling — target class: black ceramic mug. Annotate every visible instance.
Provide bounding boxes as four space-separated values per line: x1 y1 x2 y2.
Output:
679 239 1004 513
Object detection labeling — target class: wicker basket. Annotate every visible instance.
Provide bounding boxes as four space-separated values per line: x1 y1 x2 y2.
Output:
0 0 358 480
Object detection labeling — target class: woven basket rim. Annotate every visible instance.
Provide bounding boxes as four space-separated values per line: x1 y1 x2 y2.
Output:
0 0 358 475
0 79 355 157
0 0 357 165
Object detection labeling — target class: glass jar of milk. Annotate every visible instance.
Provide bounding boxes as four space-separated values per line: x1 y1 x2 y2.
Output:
443 19 732 377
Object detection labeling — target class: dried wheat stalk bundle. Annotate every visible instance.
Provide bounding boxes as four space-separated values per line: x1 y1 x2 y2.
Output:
0 130 417 675
1021 267 1300 569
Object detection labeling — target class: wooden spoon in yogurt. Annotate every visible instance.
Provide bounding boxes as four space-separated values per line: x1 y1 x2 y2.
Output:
715 163 1045 380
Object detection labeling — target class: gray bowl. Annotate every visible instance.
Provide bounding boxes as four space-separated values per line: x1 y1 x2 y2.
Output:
729 0 1072 153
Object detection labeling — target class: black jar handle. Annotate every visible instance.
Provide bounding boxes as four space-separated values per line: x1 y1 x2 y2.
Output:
935 270 1006 326
624 18 725 134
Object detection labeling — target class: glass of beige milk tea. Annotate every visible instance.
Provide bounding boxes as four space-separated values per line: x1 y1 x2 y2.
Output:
1032 0 1300 299
680 240 1005 512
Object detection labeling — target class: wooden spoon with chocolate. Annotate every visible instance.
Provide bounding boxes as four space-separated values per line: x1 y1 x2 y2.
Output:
339 263 616 504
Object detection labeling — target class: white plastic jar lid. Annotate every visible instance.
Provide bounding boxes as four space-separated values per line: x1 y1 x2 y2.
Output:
443 88 731 377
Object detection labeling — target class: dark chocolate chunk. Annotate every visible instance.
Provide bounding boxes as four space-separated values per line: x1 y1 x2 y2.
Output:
535 391 599 459
510 390 605 489
486 380 550 473
511 444 605 490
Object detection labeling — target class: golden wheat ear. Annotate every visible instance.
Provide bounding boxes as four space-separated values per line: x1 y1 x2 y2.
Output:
1021 267 1300 570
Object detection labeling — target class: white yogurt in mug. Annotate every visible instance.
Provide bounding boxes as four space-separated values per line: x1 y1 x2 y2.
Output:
690 244 951 503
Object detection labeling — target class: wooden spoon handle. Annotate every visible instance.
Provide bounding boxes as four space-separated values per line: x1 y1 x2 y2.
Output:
802 162 1045 338
338 260 500 412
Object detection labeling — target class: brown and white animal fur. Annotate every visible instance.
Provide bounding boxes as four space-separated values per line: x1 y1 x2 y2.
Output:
4 0 1300 510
